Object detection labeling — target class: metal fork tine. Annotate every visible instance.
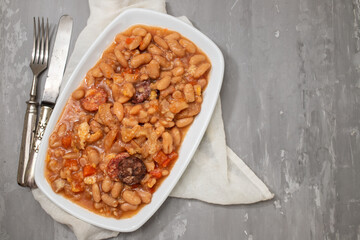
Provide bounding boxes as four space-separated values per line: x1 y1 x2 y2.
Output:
39 17 45 64
44 18 49 65
31 17 36 64
35 18 41 64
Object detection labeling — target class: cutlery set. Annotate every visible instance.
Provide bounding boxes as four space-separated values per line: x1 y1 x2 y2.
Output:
17 15 73 188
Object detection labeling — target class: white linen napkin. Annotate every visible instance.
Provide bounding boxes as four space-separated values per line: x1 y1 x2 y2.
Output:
32 0 274 239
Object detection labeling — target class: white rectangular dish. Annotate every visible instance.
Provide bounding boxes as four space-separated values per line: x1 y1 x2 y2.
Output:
35 8 224 232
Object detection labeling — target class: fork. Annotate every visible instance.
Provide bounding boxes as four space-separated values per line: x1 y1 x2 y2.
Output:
17 17 49 187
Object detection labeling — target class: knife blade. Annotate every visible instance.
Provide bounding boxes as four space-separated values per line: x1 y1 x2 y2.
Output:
24 15 73 188
42 15 73 105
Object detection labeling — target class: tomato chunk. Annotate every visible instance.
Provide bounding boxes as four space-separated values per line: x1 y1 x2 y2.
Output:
61 135 72 148
150 169 162 179
153 151 167 164
161 152 178 167
168 152 178 161
126 37 134 44
83 165 96 177
161 159 171 168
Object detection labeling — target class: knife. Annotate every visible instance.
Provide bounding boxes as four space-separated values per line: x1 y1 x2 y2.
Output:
24 15 73 188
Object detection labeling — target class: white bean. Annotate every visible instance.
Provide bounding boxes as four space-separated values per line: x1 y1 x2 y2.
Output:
179 38 196 53
101 194 118 207
156 76 171 90
140 32 152 50
154 35 169 49
193 63 211 78
176 117 194 128
92 183 101 203
184 83 195 102
136 190 152 204
132 27 147 36
111 182 123 198
122 190 141 205
120 203 138 211
190 54 206 65
102 176 112 193
162 132 173 154
130 53 152 68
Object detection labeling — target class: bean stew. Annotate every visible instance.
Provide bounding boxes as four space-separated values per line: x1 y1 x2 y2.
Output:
45 25 211 219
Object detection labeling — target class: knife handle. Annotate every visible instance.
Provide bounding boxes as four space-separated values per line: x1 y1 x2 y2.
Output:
17 100 38 187
24 105 53 188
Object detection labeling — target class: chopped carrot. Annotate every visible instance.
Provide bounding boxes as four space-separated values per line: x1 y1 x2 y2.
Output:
150 169 162 179
168 152 178 161
153 151 167 164
161 159 171 168
61 135 72 148
83 165 96 177
161 152 178 167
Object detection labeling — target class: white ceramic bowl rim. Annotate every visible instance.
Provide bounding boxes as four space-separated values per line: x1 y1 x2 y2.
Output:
35 8 224 232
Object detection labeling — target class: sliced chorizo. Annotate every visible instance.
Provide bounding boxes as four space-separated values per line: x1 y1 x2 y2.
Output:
80 88 107 112
107 153 146 185
107 152 130 180
132 80 151 104
118 156 147 185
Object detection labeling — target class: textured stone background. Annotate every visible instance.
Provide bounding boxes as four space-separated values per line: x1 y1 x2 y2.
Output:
1 0 360 239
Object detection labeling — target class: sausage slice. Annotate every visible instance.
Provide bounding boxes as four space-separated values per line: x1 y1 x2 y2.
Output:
80 88 108 112
132 80 151 104
107 153 146 185
107 152 130 180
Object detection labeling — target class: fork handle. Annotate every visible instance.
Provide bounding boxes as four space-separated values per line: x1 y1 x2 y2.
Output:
17 99 38 187
24 105 53 188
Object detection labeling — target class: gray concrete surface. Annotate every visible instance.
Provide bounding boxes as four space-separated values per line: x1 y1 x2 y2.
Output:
1 0 360 239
